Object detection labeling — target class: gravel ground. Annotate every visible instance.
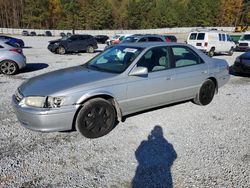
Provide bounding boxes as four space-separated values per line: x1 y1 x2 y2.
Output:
0 36 250 188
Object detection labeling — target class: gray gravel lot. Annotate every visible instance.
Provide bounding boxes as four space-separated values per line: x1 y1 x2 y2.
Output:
0 36 250 188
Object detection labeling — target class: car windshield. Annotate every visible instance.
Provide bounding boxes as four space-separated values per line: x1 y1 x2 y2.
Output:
85 46 144 73
240 34 250 41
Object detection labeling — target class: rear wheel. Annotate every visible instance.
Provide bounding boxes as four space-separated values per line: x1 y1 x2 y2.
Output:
76 98 116 138
57 46 66 55
193 79 216 106
0 60 19 75
228 47 234 56
86 45 94 53
208 48 215 57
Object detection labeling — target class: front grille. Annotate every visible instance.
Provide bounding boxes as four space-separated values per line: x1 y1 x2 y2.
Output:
239 43 248 47
15 89 23 102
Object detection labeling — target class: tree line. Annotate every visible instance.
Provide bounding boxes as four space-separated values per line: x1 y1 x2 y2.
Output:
0 0 249 30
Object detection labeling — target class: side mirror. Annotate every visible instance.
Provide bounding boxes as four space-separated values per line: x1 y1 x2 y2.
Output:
129 66 148 77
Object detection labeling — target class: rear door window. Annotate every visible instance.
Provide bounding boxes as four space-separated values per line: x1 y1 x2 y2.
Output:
172 46 202 68
0 45 3 48
148 37 164 42
219 34 222 41
189 33 197 40
197 33 205 40
222 34 226 41
138 37 148 42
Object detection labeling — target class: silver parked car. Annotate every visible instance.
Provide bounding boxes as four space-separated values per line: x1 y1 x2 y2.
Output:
0 40 26 75
12 43 230 138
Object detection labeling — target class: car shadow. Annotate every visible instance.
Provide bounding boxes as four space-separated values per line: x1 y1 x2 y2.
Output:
132 125 177 188
229 65 250 77
122 100 190 122
20 63 49 73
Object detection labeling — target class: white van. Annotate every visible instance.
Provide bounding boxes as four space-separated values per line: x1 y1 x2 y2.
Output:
236 32 250 51
187 30 235 57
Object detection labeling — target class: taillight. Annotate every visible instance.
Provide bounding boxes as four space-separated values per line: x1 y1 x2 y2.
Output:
9 48 22 54
165 37 171 42
204 42 208 47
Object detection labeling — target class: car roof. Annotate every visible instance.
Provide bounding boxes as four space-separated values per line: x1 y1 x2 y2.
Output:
116 42 186 48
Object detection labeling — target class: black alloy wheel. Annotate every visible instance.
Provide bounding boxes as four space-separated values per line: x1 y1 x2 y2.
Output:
193 79 216 106
76 98 116 138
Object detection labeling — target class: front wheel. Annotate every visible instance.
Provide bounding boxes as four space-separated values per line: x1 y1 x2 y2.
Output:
86 45 94 53
193 79 216 106
75 98 116 138
0 60 19 75
57 46 66 55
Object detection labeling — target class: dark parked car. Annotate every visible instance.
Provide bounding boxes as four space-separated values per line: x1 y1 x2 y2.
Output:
95 35 109 44
105 34 167 50
48 34 98 54
45 31 52 36
0 35 24 47
162 35 177 42
30 31 37 36
233 51 250 74
22 30 29 36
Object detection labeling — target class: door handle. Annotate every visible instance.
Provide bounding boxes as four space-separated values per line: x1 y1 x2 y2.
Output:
201 70 208 74
166 77 173 80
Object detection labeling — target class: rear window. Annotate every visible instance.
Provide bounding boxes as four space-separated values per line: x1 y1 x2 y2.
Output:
189 33 197 40
197 33 205 40
5 41 18 47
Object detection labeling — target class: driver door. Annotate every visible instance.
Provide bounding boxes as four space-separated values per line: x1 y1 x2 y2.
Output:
124 47 176 114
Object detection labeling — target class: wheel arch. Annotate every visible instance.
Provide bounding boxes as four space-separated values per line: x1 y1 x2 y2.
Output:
207 77 218 94
72 93 123 130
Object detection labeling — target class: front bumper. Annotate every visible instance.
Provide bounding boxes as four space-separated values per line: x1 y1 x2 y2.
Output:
233 62 250 74
12 95 79 132
47 44 58 52
236 46 250 51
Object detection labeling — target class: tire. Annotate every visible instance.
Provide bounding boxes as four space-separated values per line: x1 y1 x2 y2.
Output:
193 79 216 106
228 47 234 56
208 48 215 57
57 46 66 55
86 45 94 53
0 60 19 75
75 98 116 138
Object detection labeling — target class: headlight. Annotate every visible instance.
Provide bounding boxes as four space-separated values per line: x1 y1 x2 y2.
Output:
20 96 65 108
235 56 240 63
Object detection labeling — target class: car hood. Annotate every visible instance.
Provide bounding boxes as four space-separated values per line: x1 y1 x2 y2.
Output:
49 39 62 44
19 66 117 96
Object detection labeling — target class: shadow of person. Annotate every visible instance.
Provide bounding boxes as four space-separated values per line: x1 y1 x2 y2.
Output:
132 126 177 188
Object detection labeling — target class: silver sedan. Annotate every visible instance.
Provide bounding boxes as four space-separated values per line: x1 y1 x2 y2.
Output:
12 43 230 138
0 40 26 75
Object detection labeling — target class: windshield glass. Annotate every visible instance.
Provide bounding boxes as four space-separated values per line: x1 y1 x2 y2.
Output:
240 34 250 41
86 46 144 73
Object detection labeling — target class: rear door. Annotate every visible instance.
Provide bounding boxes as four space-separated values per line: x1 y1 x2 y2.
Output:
170 46 208 101
67 35 79 52
78 35 89 51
